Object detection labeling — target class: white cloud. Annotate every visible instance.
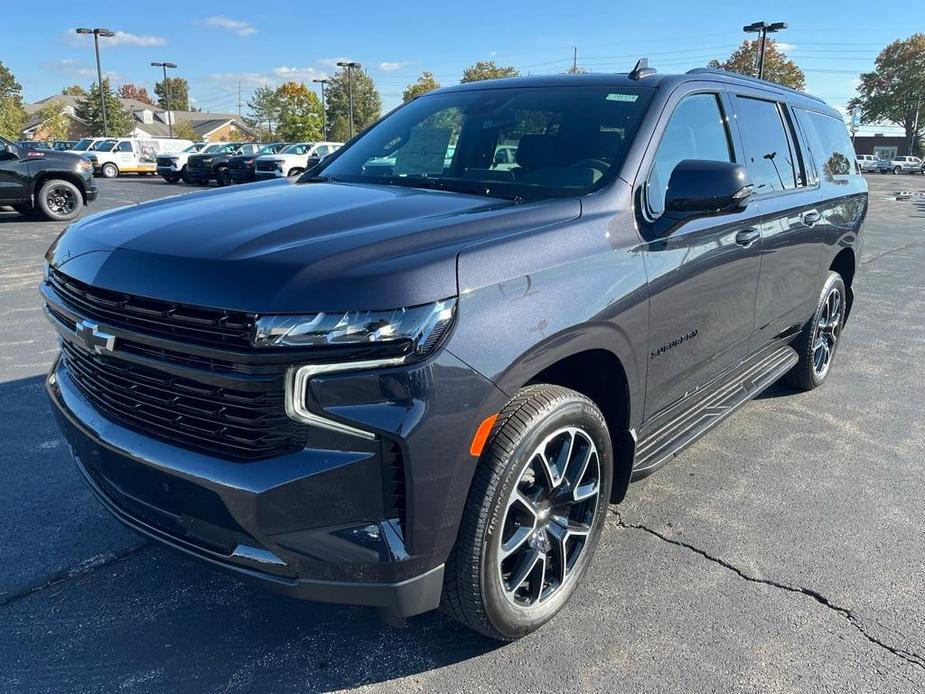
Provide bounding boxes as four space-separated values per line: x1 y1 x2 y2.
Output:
378 61 410 72
65 29 166 48
45 59 121 82
207 72 273 86
319 57 357 69
273 66 328 81
774 41 796 52
202 16 257 36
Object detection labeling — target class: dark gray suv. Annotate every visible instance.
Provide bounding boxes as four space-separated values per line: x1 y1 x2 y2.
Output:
43 66 866 640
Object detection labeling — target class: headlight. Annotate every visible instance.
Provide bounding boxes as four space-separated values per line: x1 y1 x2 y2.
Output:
77 159 92 172
253 298 456 358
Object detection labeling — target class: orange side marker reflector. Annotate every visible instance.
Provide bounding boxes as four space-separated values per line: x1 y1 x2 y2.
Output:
470 414 499 457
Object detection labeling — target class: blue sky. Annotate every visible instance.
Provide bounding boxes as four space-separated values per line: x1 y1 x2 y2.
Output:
5 0 923 129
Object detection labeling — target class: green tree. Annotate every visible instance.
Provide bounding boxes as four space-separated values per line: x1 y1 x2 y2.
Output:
61 84 87 97
848 34 925 155
275 81 324 141
0 61 26 139
36 101 71 141
173 120 198 142
154 76 190 111
708 39 805 90
245 85 280 137
402 71 441 102
326 66 382 141
75 79 132 136
118 83 155 105
460 60 520 83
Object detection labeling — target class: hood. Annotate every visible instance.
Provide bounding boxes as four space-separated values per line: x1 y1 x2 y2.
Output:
48 179 581 313
24 150 87 166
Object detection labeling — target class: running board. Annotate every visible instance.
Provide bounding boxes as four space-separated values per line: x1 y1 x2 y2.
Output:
631 344 798 480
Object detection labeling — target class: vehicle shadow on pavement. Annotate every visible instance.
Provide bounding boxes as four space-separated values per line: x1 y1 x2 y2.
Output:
1 374 503 692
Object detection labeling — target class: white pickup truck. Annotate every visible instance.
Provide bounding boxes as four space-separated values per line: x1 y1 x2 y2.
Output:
155 142 213 183
254 141 342 179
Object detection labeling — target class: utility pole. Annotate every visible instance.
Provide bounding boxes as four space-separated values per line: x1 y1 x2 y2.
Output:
572 46 578 73
238 81 242 118
150 62 178 138
910 95 922 156
312 78 328 139
337 61 361 139
76 28 115 135
743 21 787 80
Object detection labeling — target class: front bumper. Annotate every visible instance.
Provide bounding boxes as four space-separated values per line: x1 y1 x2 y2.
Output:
84 184 98 202
256 170 283 180
229 169 256 183
156 165 179 176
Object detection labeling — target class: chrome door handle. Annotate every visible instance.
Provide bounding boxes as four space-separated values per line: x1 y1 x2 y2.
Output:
802 209 821 226
735 228 760 247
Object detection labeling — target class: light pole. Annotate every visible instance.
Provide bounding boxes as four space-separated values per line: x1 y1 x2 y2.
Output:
336 61 361 138
75 27 115 135
312 78 328 139
743 21 787 80
151 62 178 138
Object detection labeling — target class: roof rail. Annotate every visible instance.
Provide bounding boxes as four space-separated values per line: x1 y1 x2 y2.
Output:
685 67 826 104
629 58 657 80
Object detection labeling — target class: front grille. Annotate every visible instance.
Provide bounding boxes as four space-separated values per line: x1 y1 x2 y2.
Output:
256 160 279 172
61 339 306 460
156 157 175 167
49 268 254 350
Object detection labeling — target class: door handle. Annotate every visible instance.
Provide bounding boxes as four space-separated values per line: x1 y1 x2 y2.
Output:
801 209 821 226
735 228 761 247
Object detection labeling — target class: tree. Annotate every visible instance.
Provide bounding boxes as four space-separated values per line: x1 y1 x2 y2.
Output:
326 67 382 141
460 60 520 83
274 81 324 141
118 83 155 105
154 76 190 111
403 71 441 102
36 101 71 141
245 85 281 137
0 61 26 139
75 79 132 136
708 39 805 90
173 120 197 142
848 34 925 156
61 84 87 97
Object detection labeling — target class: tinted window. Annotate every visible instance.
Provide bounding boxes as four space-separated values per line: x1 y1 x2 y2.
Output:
796 108 860 181
734 97 800 193
117 141 133 152
647 93 732 216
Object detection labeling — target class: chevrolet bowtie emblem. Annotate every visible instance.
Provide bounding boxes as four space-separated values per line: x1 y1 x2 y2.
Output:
74 319 116 354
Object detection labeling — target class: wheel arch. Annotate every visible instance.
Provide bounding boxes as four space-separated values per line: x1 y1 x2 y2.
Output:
829 247 856 319
32 172 88 204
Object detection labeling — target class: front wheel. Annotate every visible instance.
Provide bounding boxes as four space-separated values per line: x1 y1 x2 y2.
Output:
216 167 231 186
163 175 180 184
893 165 902 174
442 384 613 640
784 271 846 391
36 179 82 221
101 163 119 178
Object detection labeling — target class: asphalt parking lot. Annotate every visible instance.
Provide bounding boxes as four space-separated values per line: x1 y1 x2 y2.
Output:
1 174 923 693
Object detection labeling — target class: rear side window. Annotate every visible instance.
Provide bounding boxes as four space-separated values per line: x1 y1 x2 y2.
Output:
795 108 860 182
647 93 733 216
734 96 800 193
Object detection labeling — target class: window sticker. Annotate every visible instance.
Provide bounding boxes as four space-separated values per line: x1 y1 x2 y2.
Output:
606 93 639 102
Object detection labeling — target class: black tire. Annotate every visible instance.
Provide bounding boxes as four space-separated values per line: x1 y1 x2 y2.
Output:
164 175 180 184
893 165 902 174
36 179 83 222
287 167 304 177
441 384 613 640
784 271 846 391
101 163 119 178
216 167 231 187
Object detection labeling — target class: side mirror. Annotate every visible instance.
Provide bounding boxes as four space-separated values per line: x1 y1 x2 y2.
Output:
2 143 18 160
664 159 753 216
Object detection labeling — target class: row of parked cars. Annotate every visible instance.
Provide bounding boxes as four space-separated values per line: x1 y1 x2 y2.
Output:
856 153 925 174
156 141 343 186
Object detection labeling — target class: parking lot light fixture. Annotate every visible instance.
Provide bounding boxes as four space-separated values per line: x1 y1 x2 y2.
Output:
312 78 328 140
75 28 116 136
151 62 178 138
336 61 361 139
743 21 787 80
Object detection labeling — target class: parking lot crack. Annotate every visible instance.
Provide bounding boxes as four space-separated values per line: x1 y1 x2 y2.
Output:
0 542 150 609
611 509 925 673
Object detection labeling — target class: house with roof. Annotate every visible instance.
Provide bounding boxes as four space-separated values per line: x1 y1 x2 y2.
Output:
22 95 255 143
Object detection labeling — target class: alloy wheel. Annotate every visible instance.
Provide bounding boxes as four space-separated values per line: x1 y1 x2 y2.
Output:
812 285 843 378
497 426 602 608
45 185 78 216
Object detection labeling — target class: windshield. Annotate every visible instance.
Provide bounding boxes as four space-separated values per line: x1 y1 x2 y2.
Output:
71 138 95 151
259 144 282 154
183 144 202 153
282 143 313 155
202 144 223 153
319 85 653 200
91 139 118 152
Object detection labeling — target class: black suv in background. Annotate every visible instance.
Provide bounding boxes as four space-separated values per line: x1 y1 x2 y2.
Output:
43 68 866 639
1 136 97 221
228 143 288 183
185 143 262 186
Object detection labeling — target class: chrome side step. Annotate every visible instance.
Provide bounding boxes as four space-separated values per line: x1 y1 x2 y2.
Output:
631 344 798 480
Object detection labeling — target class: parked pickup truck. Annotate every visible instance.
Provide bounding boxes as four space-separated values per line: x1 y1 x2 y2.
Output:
185 143 264 186
883 155 922 174
254 141 342 180
155 143 209 183
856 154 879 173
228 143 288 183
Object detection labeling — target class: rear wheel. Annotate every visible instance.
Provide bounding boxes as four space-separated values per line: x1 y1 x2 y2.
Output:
36 179 82 221
442 384 613 640
893 165 902 174
101 163 119 178
784 271 846 391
